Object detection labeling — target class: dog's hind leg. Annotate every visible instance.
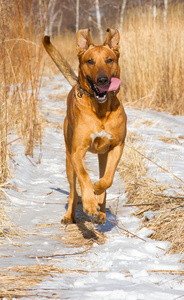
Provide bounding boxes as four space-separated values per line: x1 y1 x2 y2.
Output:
93 152 108 225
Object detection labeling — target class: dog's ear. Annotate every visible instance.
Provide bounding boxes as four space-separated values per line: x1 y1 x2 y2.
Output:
77 29 93 56
104 28 120 56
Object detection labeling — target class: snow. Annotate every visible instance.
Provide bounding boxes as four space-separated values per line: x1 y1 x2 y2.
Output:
1 74 184 299
127 108 184 188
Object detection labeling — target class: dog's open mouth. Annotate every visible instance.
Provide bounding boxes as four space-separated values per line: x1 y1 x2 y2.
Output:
88 77 122 103
93 84 108 103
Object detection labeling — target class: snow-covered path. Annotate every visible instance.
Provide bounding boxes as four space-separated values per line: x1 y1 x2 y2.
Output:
1 75 184 299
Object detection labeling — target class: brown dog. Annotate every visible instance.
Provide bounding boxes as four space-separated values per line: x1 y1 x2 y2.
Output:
43 28 127 225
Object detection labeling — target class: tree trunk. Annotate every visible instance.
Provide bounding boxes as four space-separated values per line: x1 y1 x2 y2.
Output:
76 0 79 33
119 0 127 34
163 0 168 26
95 0 103 43
57 11 63 35
153 0 157 26
45 0 57 35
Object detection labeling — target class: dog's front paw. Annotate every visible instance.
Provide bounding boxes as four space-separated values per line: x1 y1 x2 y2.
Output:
83 195 99 217
93 212 106 225
61 215 76 225
93 179 106 195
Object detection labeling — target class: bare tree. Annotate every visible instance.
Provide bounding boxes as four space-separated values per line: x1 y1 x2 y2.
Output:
39 0 43 27
45 0 57 35
76 0 79 33
153 0 157 26
57 11 63 35
163 0 168 26
95 0 103 43
119 0 127 34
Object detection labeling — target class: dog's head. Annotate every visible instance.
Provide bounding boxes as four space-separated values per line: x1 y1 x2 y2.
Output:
77 28 121 103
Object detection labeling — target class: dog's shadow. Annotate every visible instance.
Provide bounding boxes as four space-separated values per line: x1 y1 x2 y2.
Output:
51 187 69 196
52 187 117 246
62 203 112 247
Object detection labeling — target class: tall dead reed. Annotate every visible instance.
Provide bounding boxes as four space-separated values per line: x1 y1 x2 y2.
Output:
0 0 46 182
43 2 184 115
120 3 184 115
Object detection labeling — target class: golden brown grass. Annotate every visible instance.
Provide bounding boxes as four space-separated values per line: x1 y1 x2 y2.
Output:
0 1 46 239
120 3 184 115
60 213 106 247
118 132 184 255
0 190 21 239
0 0 45 183
1 261 184 298
43 3 184 116
0 264 66 298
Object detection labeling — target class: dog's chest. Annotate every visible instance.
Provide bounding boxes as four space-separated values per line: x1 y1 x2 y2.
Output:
91 130 112 143
89 130 113 154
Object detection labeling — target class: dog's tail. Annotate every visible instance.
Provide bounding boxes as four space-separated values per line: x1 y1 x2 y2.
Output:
43 36 78 87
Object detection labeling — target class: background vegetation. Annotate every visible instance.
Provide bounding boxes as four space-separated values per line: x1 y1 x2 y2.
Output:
45 0 184 115
1 0 184 184
121 3 184 114
0 0 45 183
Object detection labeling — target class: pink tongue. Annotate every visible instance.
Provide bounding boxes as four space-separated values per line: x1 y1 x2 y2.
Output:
97 77 121 92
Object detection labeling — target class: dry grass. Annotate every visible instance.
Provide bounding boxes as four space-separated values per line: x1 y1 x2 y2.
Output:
34 209 106 248
120 3 184 115
0 1 47 241
42 4 184 115
118 132 184 255
148 203 184 255
61 213 106 247
0 187 22 239
157 135 181 145
1 261 184 299
0 264 66 299
0 0 46 183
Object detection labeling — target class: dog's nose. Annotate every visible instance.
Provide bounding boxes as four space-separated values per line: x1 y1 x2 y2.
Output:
97 76 108 86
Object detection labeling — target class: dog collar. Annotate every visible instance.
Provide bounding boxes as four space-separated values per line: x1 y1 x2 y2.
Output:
77 83 120 100
77 83 93 98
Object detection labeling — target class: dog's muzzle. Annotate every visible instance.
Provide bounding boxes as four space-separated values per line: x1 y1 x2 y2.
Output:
88 77 121 103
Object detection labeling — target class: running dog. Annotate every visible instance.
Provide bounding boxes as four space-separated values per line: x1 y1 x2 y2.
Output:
43 28 127 225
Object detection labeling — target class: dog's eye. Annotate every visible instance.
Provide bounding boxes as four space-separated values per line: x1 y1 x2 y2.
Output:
87 59 95 65
106 58 113 64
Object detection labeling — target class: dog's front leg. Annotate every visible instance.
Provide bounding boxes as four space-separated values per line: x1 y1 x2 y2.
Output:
93 153 108 225
71 146 99 217
93 143 124 195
